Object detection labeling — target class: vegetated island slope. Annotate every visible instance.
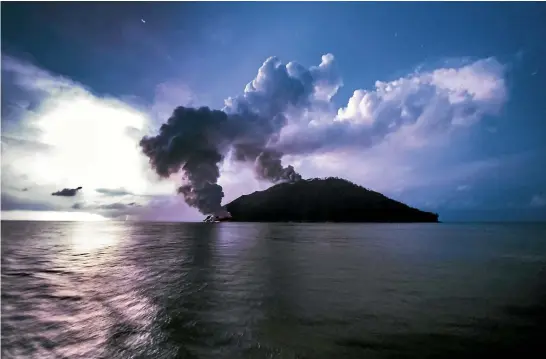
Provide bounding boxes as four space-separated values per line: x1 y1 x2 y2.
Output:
224 177 439 223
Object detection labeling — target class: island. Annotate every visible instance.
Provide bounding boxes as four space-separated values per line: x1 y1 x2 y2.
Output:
205 177 439 223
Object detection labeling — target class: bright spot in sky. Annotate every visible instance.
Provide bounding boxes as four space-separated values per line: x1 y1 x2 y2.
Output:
2 65 155 199
31 96 150 195
141 18 146 24
1 56 183 221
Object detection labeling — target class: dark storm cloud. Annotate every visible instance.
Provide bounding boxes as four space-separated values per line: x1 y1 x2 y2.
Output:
51 186 82 197
140 55 339 215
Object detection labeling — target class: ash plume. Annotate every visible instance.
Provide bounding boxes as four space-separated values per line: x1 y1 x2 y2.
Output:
255 150 301 183
140 55 339 215
140 54 505 216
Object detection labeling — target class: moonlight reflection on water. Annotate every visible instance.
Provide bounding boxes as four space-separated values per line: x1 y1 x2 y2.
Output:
2 221 546 358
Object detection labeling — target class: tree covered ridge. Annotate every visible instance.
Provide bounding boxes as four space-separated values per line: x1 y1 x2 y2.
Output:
224 177 439 223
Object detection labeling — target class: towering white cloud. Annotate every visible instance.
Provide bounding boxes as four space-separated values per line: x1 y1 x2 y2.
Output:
276 57 506 154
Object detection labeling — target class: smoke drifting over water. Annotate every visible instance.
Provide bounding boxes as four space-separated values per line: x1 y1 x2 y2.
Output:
140 54 505 215
140 55 339 214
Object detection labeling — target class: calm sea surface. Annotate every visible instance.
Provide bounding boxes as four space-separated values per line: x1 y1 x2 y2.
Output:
2 221 546 359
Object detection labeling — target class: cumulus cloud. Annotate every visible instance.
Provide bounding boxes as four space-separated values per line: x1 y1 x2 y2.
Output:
276 57 506 154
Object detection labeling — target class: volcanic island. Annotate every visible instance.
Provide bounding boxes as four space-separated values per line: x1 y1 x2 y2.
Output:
204 177 439 223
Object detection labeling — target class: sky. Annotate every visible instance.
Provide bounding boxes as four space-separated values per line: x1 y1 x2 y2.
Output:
1 2 545 222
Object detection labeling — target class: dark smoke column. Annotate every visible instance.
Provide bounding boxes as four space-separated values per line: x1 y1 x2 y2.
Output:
255 150 301 183
140 106 232 215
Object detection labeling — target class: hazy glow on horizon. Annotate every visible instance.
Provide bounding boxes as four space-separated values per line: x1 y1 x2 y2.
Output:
1 211 108 221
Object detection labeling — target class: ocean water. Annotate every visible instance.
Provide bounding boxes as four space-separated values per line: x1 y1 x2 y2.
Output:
2 221 546 359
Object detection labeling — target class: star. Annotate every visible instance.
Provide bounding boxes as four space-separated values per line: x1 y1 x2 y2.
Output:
141 19 146 24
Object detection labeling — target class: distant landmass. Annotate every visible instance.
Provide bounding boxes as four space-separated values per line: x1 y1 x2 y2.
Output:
206 177 439 223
